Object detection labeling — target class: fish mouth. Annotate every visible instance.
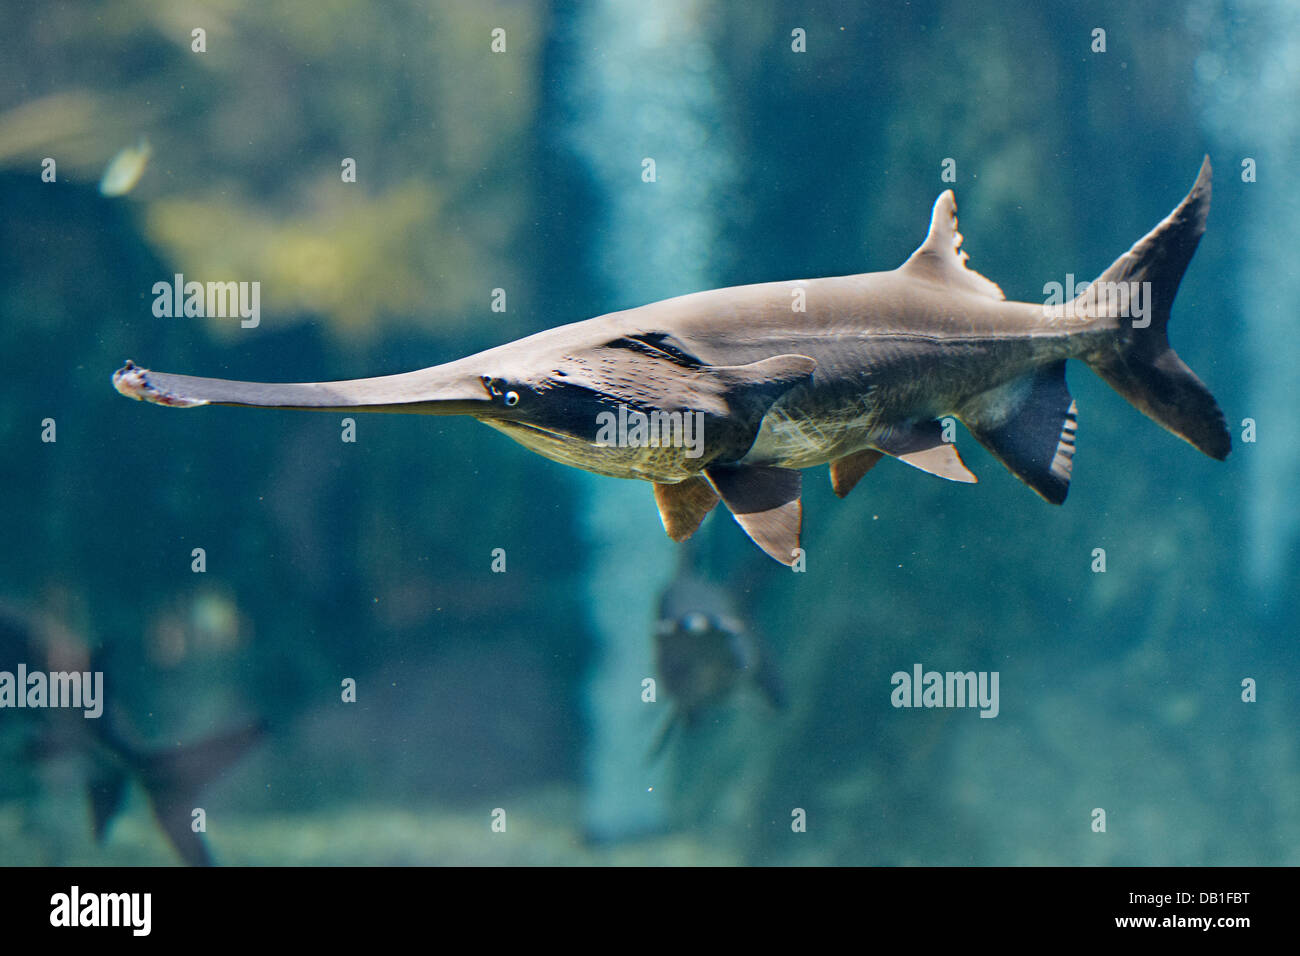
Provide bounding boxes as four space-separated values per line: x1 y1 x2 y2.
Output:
479 417 574 440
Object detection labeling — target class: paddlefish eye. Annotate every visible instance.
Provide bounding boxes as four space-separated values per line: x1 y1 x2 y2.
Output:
480 376 520 406
682 611 711 634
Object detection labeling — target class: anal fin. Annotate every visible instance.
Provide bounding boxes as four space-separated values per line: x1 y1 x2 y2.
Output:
704 464 802 566
874 420 977 483
653 477 720 541
958 361 1076 504
829 448 884 498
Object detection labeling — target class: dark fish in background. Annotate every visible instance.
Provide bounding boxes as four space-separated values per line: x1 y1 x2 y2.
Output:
649 572 783 758
0 604 264 866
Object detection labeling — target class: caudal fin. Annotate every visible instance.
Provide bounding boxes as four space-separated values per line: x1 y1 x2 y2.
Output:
130 720 267 866
1079 156 1230 460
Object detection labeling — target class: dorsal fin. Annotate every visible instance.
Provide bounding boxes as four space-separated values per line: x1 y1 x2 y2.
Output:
898 191 1005 300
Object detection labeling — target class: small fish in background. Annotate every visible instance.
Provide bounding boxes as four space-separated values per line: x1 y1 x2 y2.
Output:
649 571 783 758
0 603 264 865
98 137 151 196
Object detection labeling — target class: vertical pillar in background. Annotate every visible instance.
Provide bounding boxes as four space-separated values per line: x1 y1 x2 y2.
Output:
1193 0 1300 593
560 0 737 839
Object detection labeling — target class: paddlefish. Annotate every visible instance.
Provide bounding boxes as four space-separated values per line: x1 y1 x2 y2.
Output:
113 159 1227 564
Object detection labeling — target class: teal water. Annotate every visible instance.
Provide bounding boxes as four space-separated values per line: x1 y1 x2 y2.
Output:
0 0 1295 865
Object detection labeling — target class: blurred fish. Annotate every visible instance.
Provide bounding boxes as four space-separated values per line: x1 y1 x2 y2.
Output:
649 572 782 758
0 604 264 865
98 138 151 196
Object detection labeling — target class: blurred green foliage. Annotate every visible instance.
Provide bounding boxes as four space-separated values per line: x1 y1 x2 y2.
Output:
0 0 541 342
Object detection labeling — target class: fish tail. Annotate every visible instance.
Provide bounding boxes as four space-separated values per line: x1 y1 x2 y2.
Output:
122 720 267 866
1078 156 1230 460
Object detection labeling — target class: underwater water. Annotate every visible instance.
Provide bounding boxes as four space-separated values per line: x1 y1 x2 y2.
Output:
0 0 1296 868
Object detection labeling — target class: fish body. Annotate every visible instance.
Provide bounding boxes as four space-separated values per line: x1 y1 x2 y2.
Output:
649 574 782 757
0 605 263 865
113 159 1227 563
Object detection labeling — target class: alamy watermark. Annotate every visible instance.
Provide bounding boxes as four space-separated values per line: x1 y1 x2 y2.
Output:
151 273 260 328
50 886 150 936
0 664 102 718
890 663 999 718
594 404 705 458
1043 273 1152 328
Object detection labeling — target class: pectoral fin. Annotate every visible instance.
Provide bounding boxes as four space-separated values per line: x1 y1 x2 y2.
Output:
705 464 802 566
713 353 818 393
590 341 816 419
829 448 884 498
874 420 978 483
653 477 720 541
